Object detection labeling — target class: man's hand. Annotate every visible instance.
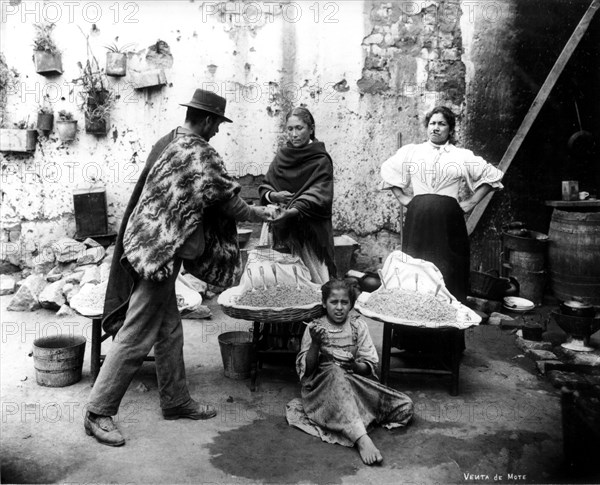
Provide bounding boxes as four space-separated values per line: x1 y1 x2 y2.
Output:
270 191 295 205
255 206 278 221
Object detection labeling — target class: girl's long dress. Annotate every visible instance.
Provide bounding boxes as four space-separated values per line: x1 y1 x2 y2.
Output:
286 314 414 446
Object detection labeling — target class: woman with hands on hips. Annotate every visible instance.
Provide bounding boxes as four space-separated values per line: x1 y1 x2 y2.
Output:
287 279 414 466
380 106 504 302
259 107 336 284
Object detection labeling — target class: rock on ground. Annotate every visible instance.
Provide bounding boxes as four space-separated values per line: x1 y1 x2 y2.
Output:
38 279 67 310
7 274 47 311
0 275 17 295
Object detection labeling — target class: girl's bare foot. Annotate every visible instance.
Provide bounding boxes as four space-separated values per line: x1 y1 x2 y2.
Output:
356 434 383 465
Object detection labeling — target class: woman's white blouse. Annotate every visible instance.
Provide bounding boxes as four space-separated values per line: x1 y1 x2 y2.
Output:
380 142 504 199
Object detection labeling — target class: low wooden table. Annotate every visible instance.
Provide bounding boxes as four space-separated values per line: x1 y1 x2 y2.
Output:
380 322 465 396
250 320 306 392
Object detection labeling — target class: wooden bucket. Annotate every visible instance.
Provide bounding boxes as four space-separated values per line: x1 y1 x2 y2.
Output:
548 210 600 305
33 335 86 387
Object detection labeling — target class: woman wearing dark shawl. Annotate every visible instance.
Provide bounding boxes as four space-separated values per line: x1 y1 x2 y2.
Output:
259 107 336 283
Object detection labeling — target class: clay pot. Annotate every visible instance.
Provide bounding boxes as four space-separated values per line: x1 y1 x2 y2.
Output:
522 323 543 341
56 120 78 142
359 272 381 292
552 311 600 342
560 301 596 318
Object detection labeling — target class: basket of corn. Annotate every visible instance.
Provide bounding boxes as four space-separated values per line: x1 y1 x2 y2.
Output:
218 284 324 323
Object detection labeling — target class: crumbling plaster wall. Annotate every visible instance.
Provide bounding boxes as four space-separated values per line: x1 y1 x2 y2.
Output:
1 0 504 271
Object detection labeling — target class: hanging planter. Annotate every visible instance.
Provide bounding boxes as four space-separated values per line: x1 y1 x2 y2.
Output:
104 42 133 77
32 23 63 76
56 111 78 142
106 52 127 77
33 50 63 76
0 128 37 153
36 112 54 131
85 114 109 135
131 68 167 90
36 94 55 132
73 35 115 138
84 89 111 135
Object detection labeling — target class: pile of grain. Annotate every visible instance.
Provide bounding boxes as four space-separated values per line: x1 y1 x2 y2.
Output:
236 285 319 308
364 288 457 322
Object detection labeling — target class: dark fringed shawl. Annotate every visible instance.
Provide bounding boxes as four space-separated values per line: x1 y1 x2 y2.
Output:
259 141 336 276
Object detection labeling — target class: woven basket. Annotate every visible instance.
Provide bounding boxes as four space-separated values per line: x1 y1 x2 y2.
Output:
221 303 324 323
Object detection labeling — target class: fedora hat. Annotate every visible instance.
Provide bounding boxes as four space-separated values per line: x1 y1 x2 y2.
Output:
180 89 232 123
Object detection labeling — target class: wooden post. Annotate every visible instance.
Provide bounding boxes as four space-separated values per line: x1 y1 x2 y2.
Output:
466 0 600 235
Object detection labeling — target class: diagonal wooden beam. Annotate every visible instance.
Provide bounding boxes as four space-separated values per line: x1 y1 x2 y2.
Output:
466 0 600 235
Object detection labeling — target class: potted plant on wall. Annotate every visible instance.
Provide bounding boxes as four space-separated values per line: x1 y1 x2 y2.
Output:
55 110 78 142
36 95 54 132
74 56 114 136
32 22 63 76
105 41 134 77
0 119 37 153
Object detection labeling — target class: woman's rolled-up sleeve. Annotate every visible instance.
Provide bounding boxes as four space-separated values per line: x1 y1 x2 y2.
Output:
380 145 413 190
463 151 504 192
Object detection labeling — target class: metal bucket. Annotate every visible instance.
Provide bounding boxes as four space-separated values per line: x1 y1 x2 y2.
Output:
218 331 253 380
508 267 546 305
33 335 86 387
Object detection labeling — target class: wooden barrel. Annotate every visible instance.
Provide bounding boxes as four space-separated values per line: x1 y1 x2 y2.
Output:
548 210 600 305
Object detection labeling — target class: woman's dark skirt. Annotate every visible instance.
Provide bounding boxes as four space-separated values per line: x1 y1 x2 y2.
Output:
394 194 469 353
402 194 469 303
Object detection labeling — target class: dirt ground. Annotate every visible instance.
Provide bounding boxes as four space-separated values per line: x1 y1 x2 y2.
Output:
1 293 596 485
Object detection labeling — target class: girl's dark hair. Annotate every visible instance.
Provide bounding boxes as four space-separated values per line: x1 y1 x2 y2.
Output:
321 278 360 306
425 106 457 143
285 106 316 140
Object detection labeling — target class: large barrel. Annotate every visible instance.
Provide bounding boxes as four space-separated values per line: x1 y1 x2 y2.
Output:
548 210 600 305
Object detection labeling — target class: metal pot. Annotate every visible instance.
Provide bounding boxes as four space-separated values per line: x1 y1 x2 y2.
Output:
560 300 596 318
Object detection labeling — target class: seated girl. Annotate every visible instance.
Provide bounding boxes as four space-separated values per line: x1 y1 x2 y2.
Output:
286 278 414 465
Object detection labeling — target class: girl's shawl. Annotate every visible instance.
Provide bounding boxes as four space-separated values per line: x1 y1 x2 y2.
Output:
123 133 241 284
259 141 336 273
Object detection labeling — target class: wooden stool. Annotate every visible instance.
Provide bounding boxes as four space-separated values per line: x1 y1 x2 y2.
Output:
380 321 464 396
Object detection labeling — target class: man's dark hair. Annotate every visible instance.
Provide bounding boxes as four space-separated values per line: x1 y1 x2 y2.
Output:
185 107 217 125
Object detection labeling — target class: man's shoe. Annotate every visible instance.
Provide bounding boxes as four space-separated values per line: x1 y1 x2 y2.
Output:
84 412 125 446
162 398 217 420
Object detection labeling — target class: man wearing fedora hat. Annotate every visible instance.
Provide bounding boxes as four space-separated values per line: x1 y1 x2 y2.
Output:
84 89 273 447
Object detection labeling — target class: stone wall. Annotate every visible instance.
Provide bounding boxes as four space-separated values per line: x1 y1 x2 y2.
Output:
2 0 576 274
